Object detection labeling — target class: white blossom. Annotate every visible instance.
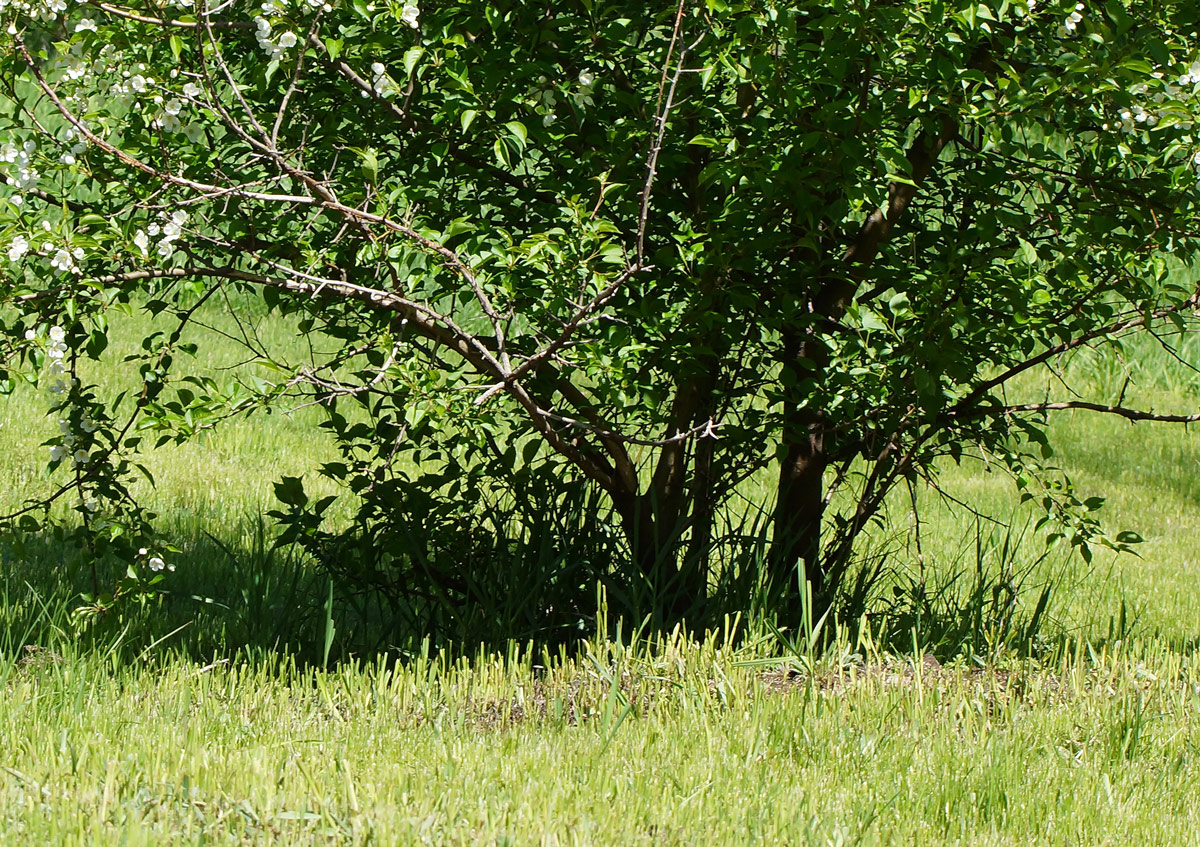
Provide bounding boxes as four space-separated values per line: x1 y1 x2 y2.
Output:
7 235 29 261
1063 5 1084 34
400 2 419 28
4 141 39 190
49 248 76 274
371 64 397 98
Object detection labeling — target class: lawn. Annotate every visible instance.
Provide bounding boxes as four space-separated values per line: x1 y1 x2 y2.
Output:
1 306 1200 845
2 631 1200 845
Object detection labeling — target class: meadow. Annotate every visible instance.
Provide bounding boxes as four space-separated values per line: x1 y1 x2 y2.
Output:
2 303 1200 844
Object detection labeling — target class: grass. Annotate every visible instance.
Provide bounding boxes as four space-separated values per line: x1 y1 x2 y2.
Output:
2 628 1200 845
2 304 1200 842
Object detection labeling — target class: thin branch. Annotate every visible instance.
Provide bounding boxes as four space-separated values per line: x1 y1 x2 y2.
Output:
85 0 253 28
972 401 1200 424
17 37 313 205
473 261 647 405
952 289 1200 414
532 409 720 448
271 13 323 148
637 5 698 263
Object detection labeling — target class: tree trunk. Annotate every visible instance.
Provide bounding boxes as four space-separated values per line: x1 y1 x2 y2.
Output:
767 119 957 623
769 412 827 625
769 326 831 626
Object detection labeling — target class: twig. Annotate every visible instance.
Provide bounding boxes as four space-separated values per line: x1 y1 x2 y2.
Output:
636 3 698 263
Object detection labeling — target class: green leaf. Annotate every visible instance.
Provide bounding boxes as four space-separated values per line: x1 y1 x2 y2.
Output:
441 218 476 241
460 109 478 133
361 149 379 184
403 45 424 77
914 368 939 399
493 137 511 168
1118 59 1154 74
346 146 380 184
859 309 887 332
273 476 308 508
505 120 528 149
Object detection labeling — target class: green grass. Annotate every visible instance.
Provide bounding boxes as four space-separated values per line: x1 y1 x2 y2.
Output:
2 630 1200 845
3 306 1200 843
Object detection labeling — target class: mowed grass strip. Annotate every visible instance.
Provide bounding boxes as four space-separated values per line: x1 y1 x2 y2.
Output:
1 635 1199 846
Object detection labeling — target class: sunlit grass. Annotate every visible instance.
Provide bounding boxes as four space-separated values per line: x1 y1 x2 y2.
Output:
1 629 1199 846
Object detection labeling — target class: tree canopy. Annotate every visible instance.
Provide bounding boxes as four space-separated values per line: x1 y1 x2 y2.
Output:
2 0 1199 637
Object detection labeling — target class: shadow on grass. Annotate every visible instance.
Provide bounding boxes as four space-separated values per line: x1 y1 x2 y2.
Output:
4 508 1189 667
0 516 334 664
0 510 612 665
